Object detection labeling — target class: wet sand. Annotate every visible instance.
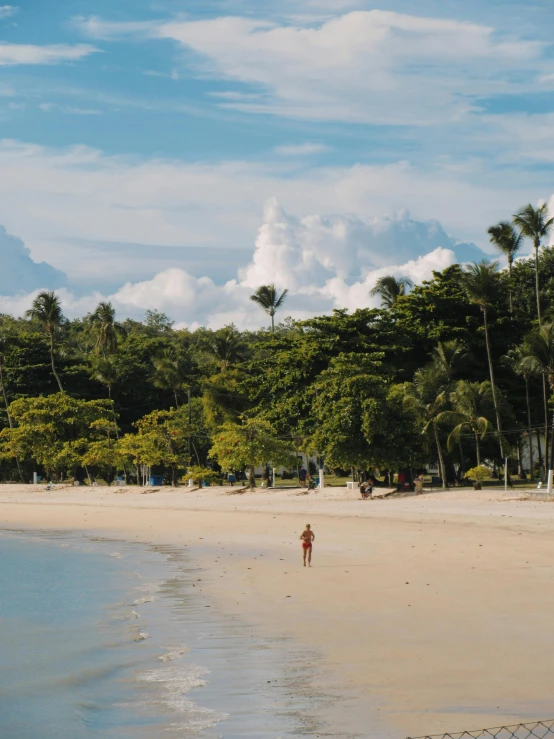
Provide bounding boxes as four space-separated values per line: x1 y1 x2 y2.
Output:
2 483 554 738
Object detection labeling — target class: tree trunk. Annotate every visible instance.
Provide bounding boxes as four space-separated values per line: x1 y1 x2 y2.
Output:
525 376 534 478
433 422 446 488
482 307 504 458
49 329 64 392
171 465 178 487
173 390 180 408
508 259 514 314
536 428 543 476
475 431 481 467
542 374 549 475
0 356 25 483
457 438 465 476
535 240 542 327
249 464 256 490
271 313 275 333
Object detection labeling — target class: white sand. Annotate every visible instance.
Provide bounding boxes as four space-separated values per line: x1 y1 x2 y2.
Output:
1 482 554 737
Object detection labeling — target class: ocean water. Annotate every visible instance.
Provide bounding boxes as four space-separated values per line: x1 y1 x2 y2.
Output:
0 531 341 739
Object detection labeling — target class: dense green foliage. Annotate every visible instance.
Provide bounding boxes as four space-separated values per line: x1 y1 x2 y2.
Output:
3 230 554 486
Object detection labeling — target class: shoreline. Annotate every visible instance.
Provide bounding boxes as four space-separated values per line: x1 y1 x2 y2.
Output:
3 485 554 737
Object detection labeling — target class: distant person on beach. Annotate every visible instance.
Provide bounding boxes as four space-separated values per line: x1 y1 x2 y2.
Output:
300 524 315 567
415 474 424 495
299 467 307 487
228 472 235 486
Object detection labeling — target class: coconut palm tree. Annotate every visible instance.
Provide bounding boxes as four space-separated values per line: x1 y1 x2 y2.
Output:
430 339 468 382
250 284 288 333
90 356 120 441
462 262 505 458
488 221 523 313
208 325 245 371
25 291 64 392
513 203 554 326
369 275 413 309
404 364 448 488
151 353 189 407
503 345 536 478
520 324 554 473
436 381 495 467
0 336 25 482
89 301 125 356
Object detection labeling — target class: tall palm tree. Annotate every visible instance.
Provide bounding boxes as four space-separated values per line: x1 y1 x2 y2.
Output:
513 203 554 326
369 275 413 309
250 284 288 333
151 353 189 407
404 364 448 488
488 221 523 313
90 356 120 439
0 336 25 482
25 291 64 392
502 345 536 478
462 262 505 458
89 301 125 356
436 381 495 467
520 324 554 475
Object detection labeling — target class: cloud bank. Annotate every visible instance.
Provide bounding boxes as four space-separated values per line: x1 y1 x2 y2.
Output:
0 199 477 329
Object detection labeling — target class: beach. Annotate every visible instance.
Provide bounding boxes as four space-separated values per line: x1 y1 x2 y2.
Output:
2 483 554 738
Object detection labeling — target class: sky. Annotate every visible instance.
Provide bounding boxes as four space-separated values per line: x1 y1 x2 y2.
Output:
1 0 554 328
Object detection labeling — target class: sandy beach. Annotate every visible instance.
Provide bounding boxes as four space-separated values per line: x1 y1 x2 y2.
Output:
2 483 554 738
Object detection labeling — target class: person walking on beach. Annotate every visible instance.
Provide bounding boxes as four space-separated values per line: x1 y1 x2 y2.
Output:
300 524 315 567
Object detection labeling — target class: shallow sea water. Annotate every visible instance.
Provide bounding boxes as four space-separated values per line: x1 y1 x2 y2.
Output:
0 530 349 739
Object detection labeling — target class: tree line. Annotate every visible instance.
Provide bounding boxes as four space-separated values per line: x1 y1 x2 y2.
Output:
0 202 554 488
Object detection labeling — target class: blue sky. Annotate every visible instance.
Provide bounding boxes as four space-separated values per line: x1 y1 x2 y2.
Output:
1 0 554 327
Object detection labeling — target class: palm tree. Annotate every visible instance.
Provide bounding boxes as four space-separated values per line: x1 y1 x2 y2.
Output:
503 345 536 478
520 323 554 476
90 356 120 440
250 284 288 333
488 222 523 313
369 275 413 309
462 262 505 458
0 336 25 482
431 339 468 382
151 353 189 407
91 356 119 401
436 381 495 467
89 301 125 356
404 364 448 488
25 291 64 392
513 203 554 326
208 325 245 371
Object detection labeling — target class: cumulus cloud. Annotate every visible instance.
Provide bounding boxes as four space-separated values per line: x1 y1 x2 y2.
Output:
0 225 67 295
0 43 98 66
0 138 533 292
75 10 548 124
0 201 469 329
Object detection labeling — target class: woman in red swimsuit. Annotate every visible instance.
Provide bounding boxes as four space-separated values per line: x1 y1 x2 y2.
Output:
300 524 315 567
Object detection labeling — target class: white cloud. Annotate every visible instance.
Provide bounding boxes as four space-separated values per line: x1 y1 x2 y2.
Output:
73 15 158 40
274 142 329 156
0 138 538 287
0 43 98 66
0 200 463 330
75 10 549 124
0 6 17 20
